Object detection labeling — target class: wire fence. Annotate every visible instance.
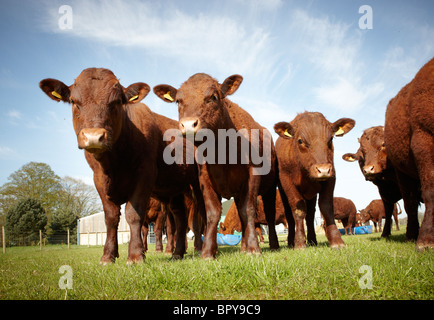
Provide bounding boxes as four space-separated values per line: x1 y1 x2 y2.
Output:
1 226 72 252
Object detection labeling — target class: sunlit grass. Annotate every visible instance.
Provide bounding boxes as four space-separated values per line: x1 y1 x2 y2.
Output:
1 229 433 300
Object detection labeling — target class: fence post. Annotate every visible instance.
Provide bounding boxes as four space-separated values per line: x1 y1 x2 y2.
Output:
67 228 70 250
2 226 5 254
39 230 42 251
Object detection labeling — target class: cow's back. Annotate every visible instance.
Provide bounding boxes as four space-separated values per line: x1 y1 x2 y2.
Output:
333 197 356 220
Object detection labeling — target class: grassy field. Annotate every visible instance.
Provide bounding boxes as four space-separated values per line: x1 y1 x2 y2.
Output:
1 228 433 300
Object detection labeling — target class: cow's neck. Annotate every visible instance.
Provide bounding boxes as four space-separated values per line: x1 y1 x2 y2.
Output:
87 111 136 175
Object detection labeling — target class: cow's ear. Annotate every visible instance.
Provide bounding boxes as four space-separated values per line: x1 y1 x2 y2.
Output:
39 79 70 102
342 153 358 162
124 82 150 104
153 85 178 103
221 75 243 97
274 121 294 139
332 118 356 137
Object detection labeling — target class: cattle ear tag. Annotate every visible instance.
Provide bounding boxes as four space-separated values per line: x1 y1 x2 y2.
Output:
335 127 345 136
51 91 62 100
163 91 174 102
129 95 139 102
348 156 356 161
284 129 292 138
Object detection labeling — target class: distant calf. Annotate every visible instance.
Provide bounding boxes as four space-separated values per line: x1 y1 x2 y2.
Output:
333 197 358 235
219 193 288 243
385 57 434 249
274 112 355 249
342 126 403 238
40 68 203 264
154 73 279 258
359 199 401 233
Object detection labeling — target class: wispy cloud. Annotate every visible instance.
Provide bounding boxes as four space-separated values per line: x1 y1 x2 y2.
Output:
8 109 21 119
44 0 277 80
0 146 16 158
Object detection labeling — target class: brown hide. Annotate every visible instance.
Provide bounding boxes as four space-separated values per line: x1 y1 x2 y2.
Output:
342 126 403 237
154 73 279 258
384 57 434 249
333 197 358 235
274 111 355 249
40 68 204 264
219 193 288 242
359 199 401 233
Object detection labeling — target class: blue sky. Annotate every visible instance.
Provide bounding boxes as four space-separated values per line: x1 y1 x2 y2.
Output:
0 0 433 216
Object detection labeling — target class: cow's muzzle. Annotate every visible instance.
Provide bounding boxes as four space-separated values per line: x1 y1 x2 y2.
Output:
179 117 200 136
78 128 109 153
311 163 334 181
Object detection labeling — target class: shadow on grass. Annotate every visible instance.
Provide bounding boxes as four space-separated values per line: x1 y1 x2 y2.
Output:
368 232 407 243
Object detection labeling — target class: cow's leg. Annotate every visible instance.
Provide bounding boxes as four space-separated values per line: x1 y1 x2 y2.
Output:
380 200 394 238
199 166 222 259
192 184 205 253
141 223 149 252
412 132 434 249
279 178 305 249
100 200 121 264
125 194 150 264
262 185 279 250
154 207 164 253
306 197 317 246
373 222 378 233
169 195 188 259
393 210 400 231
256 226 265 243
235 179 261 255
277 182 295 247
319 180 345 249
165 208 176 255
396 172 420 241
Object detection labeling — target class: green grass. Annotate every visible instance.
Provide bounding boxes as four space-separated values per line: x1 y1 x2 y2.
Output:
1 229 433 300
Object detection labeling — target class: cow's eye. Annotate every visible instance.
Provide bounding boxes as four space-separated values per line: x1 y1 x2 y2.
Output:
207 94 218 104
298 139 303 144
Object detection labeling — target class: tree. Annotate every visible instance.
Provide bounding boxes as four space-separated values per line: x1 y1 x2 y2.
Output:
0 162 62 226
48 176 102 244
6 198 47 245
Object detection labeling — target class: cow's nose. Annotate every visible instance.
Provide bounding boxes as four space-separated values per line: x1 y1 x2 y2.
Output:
78 128 108 151
314 163 333 180
363 165 375 175
180 118 200 136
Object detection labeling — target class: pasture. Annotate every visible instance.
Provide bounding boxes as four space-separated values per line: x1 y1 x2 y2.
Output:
0 229 432 300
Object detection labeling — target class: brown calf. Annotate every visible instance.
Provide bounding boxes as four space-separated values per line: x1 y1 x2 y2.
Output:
219 193 288 243
342 126 404 237
333 197 358 235
359 199 401 233
40 68 204 264
385 57 434 249
154 73 279 258
274 111 355 249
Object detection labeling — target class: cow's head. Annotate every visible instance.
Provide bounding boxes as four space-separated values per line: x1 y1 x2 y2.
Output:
359 209 371 224
274 112 355 181
40 68 150 154
342 126 387 181
154 73 242 136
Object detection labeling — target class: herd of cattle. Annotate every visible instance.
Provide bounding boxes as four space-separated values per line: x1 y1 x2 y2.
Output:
39 57 433 264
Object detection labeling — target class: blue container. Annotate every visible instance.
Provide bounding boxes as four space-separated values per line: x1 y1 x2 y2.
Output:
202 234 242 246
339 225 372 235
